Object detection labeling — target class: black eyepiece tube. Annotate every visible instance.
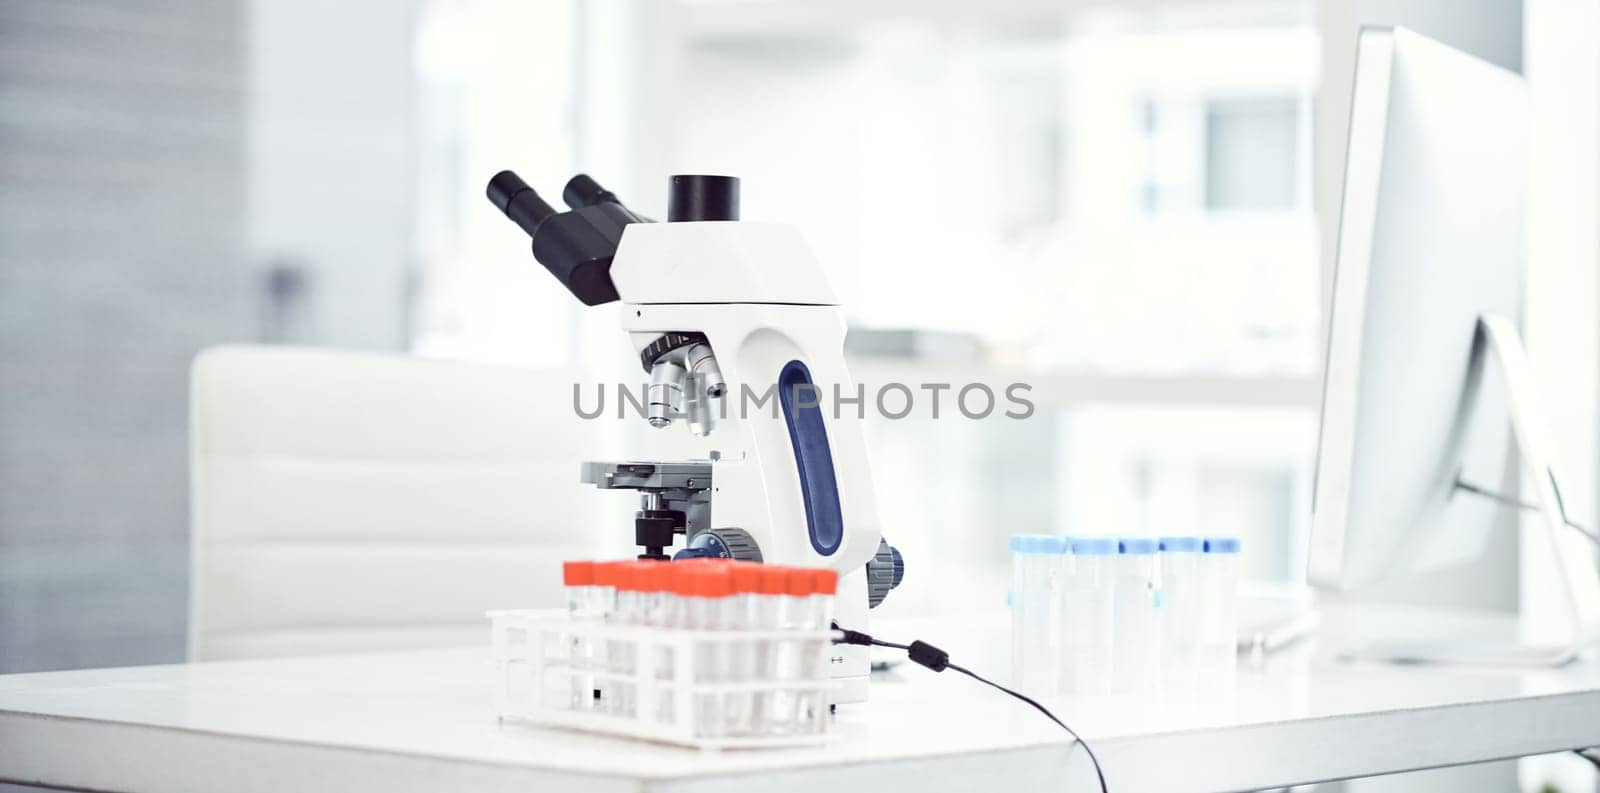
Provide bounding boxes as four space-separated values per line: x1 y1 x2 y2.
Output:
668 175 740 222
486 170 557 238
562 174 620 209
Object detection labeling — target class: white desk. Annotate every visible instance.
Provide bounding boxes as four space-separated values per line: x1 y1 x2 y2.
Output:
1 605 1597 793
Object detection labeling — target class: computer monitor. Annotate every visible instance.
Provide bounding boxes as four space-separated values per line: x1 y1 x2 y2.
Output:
1308 27 1600 664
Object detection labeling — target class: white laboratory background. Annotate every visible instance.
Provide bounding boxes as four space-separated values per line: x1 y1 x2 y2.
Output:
2 0 1596 790
0 0 1537 660
408 1 1327 618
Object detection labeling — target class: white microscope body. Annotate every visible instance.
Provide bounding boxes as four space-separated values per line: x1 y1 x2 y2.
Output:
612 221 883 702
487 171 901 705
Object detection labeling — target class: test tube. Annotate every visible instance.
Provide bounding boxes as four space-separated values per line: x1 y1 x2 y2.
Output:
771 567 813 733
805 569 837 646
564 561 597 618
751 564 787 735
1010 534 1067 696
637 561 669 621
562 561 597 710
655 561 682 724
612 563 645 717
724 562 762 735
1112 539 1159 694
1157 536 1203 691
1063 538 1116 695
797 567 838 733
678 563 732 737
630 561 668 721
1199 537 1241 683
591 561 623 712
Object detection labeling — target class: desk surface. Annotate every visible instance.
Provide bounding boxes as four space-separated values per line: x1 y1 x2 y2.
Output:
1 605 1598 793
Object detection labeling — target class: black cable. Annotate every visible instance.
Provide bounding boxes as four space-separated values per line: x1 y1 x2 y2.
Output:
835 626 1109 793
1455 477 1600 547
944 661 1109 793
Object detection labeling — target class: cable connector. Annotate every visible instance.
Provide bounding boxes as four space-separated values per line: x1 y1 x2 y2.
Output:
907 640 949 672
832 626 874 646
831 625 948 671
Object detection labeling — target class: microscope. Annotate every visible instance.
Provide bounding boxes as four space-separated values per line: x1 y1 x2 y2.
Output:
487 171 903 703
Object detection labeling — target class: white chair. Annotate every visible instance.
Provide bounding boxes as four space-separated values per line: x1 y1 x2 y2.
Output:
188 345 614 660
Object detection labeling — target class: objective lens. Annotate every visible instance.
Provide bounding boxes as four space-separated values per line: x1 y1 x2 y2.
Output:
683 343 726 398
685 384 715 437
646 360 687 429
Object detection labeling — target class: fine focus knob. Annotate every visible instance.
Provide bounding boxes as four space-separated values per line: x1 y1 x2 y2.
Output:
866 537 904 608
673 527 763 562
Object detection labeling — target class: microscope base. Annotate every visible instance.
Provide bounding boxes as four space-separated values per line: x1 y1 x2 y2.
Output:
831 671 870 705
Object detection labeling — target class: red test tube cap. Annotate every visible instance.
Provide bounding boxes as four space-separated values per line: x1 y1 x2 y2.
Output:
596 560 633 590
632 561 668 592
668 563 709 596
729 562 761 594
756 565 788 595
563 560 595 587
811 567 839 596
682 565 732 598
784 566 813 597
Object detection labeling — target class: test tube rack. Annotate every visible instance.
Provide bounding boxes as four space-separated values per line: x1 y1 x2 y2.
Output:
489 609 836 749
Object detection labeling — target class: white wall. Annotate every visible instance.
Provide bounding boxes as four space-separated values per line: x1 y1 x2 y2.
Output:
0 0 427 677
1522 0 1600 634
248 0 419 349
0 0 249 674
1520 1 1600 789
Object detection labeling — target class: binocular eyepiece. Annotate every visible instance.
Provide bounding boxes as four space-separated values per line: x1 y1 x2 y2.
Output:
486 171 558 239
485 171 648 306
563 173 620 210
486 171 742 306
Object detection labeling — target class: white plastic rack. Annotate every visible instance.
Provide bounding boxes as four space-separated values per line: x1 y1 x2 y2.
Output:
489 609 836 749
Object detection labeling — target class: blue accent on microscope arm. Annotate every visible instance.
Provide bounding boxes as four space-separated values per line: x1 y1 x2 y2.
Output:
778 360 844 556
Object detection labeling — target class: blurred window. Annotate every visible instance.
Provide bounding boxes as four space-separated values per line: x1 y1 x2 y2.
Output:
414 0 1323 598
412 0 580 366
1206 97 1303 211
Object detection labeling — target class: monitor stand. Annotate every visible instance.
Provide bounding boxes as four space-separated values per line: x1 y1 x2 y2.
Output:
1342 315 1600 667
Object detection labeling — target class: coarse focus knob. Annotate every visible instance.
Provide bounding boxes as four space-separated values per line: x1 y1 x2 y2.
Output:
674 527 763 562
866 538 903 608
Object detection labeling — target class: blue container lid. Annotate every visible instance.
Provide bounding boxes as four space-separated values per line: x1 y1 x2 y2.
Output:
1203 537 1242 554
1118 538 1158 554
1158 536 1202 553
1010 534 1069 554
1070 537 1117 556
